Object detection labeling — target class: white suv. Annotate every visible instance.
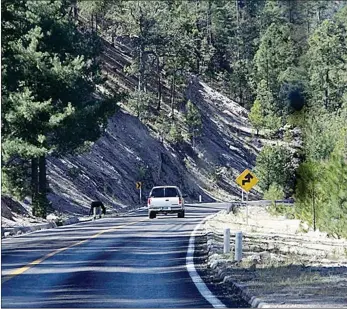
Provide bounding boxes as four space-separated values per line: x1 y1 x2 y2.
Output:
147 186 185 219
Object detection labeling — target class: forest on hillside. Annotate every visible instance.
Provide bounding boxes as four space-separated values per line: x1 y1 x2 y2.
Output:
2 0 347 237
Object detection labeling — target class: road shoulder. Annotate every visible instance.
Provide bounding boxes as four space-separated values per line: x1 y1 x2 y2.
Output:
203 205 347 308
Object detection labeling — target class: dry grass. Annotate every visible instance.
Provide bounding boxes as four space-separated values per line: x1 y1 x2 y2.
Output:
205 205 347 307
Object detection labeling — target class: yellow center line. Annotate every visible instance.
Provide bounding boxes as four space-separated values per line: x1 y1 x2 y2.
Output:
2 218 148 284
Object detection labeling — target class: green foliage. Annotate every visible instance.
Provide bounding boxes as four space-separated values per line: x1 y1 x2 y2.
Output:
253 20 298 128
302 108 346 161
185 100 202 140
255 144 295 196
128 90 155 119
138 165 148 182
168 122 183 145
295 113 347 238
67 166 81 180
32 192 50 219
209 165 224 183
1 0 121 217
1 161 31 200
254 80 282 132
154 112 171 142
2 0 346 235
320 138 347 238
264 183 284 201
249 99 265 135
255 22 296 87
306 10 347 111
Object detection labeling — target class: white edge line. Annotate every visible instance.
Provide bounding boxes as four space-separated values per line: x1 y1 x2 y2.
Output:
186 214 226 308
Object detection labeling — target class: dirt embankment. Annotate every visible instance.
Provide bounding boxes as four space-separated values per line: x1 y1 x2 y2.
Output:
43 41 260 216
204 205 347 308
3 36 260 223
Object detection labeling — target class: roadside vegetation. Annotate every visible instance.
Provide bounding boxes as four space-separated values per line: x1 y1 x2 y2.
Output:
2 0 346 238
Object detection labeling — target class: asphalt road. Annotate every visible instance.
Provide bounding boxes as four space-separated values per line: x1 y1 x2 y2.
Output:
2 203 248 308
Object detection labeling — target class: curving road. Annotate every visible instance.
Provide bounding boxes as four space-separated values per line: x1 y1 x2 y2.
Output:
1 203 249 308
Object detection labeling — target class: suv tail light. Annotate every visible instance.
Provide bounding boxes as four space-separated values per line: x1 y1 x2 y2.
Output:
148 198 151 205
179 198 182 205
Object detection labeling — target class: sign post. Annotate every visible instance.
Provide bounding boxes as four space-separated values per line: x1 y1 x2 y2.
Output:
236 169 259 193
246 191 249 225
136 182 142 204
235 169 259 225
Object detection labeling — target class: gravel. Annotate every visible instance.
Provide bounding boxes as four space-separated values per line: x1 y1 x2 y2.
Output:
203 205 347 308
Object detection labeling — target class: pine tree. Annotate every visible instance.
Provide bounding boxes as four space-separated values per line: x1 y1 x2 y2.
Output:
255 145 295 195
185 100 202 148
2 0 121 217
321 128 347 238
249 99 264 135
306 7 347 112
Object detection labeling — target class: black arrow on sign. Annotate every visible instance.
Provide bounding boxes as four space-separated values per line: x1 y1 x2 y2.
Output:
242 173 253 185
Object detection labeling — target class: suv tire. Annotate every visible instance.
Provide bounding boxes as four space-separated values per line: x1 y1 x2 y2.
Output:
149 212 156 219
178 211 185 218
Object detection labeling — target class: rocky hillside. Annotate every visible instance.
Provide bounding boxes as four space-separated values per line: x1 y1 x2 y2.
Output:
4 35 261 219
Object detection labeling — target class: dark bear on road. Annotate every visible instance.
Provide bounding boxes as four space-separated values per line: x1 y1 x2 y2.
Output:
89 200 106 219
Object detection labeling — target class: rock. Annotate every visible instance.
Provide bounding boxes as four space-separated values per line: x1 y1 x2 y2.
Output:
217 267 227 279
63 217 79 225
222 275 234 284
47 214 59 221
259 251 271 262
251 254 261 263
4 232 11 237
249 263 257 271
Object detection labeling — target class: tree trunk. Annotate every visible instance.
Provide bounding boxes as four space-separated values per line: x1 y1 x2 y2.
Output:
31 158 39 216
138 48 143 92
195 0 201 74
317 8 321 22
266 55 269 89
207 0 212 46
73 3 78 20
157 70 162 111
239 76 243 105
192 132 196 149
39 155 46 195
38 155 47 218
325 70 329 110
137 45 145 118
312 182 316 231
171 75 176 119
95 14 98 32
307 7 310 34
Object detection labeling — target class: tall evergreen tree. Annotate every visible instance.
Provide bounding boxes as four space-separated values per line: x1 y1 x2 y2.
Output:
2 0 120 217
306 7 347 112
185 100 202 148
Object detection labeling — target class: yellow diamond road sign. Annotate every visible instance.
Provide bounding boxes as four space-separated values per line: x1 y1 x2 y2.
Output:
236 169 259 192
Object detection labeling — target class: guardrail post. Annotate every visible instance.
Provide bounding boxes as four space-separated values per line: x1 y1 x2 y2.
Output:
235 231 243 262
199 195 202 203
224 228 230 254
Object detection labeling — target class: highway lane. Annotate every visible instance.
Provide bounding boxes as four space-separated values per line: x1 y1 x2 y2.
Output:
2 203 248 308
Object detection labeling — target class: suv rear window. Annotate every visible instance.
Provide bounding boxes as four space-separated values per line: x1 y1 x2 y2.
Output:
151 188 165 198
165 187 179 197
151 187 179 198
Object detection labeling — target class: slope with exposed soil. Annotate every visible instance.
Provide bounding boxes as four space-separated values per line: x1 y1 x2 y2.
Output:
2 29 261 224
